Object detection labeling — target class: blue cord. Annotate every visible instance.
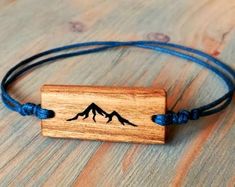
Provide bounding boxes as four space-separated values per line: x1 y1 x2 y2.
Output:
1 41 234 126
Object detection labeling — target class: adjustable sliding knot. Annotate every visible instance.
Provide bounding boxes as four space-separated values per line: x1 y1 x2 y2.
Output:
152 109 200 126
19 103 54 119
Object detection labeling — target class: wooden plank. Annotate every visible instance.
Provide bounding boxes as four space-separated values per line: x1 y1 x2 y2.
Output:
41 85 166 144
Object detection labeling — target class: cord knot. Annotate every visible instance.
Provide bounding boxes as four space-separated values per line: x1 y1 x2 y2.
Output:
19 103 54 119
173 110 190 124
190 109 200 120
152 109 201 126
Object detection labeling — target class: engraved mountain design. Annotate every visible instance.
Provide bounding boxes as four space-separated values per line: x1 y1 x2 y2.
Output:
67 103 137 127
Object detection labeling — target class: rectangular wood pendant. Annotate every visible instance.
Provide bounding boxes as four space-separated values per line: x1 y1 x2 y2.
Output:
41 85 166 144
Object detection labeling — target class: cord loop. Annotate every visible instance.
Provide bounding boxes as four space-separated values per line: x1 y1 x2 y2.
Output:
1 41 234 125
19 103 54 119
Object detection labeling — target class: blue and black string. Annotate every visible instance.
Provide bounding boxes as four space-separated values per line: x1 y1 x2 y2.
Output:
1 41 234 125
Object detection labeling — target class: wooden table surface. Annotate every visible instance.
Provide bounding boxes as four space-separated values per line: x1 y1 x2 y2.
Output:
0 0 234 186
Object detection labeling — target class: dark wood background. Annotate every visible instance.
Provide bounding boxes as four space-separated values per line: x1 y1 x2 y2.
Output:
0 0 234 186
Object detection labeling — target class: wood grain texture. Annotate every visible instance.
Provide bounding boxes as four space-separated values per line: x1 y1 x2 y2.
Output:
41 85 166 144
0 0 234 186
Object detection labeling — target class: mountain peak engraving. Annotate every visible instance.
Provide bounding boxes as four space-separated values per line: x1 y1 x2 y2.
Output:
67 103 137 127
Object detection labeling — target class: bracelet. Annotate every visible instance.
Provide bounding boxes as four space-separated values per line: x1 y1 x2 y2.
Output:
1 41 234 126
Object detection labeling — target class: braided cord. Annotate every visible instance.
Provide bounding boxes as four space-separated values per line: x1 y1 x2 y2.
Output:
1 41 234 125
